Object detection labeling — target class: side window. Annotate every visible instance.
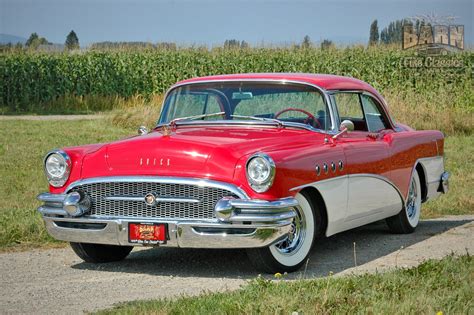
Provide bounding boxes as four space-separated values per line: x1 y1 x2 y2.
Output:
361 95 389 132
333 92 367 131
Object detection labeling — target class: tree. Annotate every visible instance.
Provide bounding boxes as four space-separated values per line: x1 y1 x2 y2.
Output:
369 20 379 45
25 33 39 47
380 19 409 45
223 39 249 49
25 32 50 49
320 39 334 50
65 30 80 50
302 35 312 49
223 39 240 49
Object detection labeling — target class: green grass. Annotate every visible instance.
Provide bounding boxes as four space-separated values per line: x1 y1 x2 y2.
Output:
0 119 132 250
96 254 473 314
0 119 472 251
423 135 474 217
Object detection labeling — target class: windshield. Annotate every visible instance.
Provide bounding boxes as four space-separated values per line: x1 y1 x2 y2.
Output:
159 81 330 130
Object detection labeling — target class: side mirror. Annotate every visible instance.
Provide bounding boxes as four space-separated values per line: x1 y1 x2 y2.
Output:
332 120 354 140
340 120 354 132
138 126 148 135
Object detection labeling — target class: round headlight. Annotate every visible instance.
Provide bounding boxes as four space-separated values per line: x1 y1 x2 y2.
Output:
246 153 275 193
44 150 71 187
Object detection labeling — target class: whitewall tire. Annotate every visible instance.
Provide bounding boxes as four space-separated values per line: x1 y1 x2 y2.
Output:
246 191 322 273
386 171 422 234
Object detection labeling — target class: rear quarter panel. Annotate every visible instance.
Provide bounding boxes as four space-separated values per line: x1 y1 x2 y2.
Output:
387 129 444 199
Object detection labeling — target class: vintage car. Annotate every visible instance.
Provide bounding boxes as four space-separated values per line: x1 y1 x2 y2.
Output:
37 73 449 273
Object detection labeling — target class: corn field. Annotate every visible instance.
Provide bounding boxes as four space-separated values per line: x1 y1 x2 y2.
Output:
0 47 472 112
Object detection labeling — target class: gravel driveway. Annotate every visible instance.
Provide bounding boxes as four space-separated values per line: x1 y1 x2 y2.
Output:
1 215 472 314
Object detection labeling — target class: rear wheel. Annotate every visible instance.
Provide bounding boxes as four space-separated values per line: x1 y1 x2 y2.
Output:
246 191 322 273
386 171 422 234
70 242 133 263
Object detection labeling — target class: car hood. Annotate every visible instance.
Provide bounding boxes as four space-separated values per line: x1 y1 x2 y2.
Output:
80 126 323 182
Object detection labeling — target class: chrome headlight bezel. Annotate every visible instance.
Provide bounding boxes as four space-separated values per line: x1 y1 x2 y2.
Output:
43 150 71 188
246 153 276 193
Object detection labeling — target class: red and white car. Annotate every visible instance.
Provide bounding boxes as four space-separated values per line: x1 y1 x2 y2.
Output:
38 73 449 273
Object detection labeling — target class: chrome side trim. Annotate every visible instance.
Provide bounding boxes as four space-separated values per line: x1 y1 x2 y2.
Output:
157 78 337 133
104 196 201 203
65 176 249 200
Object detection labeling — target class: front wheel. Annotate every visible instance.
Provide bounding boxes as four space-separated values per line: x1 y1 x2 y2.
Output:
70 242 133 263
386 171 422 234
246 191 322 273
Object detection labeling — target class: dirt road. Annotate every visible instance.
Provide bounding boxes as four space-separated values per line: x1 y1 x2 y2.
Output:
1 215 472 314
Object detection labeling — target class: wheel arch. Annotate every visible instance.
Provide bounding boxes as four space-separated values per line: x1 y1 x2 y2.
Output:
298 186 328 238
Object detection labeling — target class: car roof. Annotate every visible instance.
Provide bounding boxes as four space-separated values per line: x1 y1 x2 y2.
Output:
174 73 379 94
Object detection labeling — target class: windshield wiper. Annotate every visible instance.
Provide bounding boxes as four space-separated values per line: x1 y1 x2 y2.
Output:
169 112 226 126
230 114 283 127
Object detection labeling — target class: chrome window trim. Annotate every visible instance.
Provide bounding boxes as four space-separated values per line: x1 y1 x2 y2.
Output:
156 78 337 134
65 176 250 200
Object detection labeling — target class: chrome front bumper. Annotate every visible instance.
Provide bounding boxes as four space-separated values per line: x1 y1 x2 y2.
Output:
37 193 297 248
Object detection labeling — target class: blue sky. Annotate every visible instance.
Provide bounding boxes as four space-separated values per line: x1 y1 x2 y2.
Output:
0 0 472 46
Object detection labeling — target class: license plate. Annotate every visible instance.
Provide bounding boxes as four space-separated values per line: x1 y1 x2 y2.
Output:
128 223 167 244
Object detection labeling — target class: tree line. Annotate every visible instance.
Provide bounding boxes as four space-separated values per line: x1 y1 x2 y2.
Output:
369 18 430 46
1 30 79 51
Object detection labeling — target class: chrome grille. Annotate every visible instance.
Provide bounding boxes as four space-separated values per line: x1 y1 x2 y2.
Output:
69 181 239 220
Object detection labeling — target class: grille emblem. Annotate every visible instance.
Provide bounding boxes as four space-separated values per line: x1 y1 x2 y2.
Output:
144 193 156 206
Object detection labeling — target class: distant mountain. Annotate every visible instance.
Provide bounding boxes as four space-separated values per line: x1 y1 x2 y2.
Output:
0 34 27 44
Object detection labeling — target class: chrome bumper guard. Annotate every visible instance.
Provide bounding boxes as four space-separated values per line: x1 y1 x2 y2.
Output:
37 193 297 249
439 171 450 194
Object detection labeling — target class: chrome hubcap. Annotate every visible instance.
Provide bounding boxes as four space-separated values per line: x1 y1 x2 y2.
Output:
406 178 418 219
275 207 306 255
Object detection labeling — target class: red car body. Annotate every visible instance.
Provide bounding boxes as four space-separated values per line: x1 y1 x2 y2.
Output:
38 73 449 272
